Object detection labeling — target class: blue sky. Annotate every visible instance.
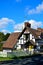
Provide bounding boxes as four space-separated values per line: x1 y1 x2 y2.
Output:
0 0 43 34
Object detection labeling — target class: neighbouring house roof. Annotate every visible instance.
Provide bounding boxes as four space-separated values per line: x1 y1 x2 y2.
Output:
37 28 43 33
3 32 20 49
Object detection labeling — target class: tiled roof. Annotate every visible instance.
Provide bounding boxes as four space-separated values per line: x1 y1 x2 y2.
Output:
25 27 41 36
18 27 41 39
27 28 41 39
3 32 20 49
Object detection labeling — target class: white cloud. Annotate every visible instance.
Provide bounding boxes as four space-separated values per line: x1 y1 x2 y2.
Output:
0 18 15 29
0 18 42 33
14 23 23 32
27 2 43 14
16 0 22 2
1 29 11 34
14 20 43 32
29 20 43 29
24 20 43 29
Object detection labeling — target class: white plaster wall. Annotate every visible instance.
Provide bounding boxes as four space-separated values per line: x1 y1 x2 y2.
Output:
16 39 22 45
3 49 12 52
22 39 24 44
17 45 21 49
16 35 24 49
30 34 32 40
16 39 23 49
32 39 35 42
19 40 21 44
19 35 24 44
30 34 35 43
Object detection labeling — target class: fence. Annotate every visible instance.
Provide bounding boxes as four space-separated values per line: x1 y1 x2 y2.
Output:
0 51 7 57
0 50 34 57
7 50 30 57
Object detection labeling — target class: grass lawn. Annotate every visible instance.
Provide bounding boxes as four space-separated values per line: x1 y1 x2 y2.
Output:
0 54 41 61
0 57 13 61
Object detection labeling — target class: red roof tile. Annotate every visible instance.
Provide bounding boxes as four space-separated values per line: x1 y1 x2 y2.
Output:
3 32 20 49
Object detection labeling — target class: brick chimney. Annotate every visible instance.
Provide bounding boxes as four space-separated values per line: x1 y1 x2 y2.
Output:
25 22 31 28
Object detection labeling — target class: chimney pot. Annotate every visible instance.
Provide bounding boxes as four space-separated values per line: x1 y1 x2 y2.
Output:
25 22 31 28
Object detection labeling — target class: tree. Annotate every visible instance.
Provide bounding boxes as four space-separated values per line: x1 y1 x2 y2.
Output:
0 32 4 42
4 33 10 41
0 32 10 42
